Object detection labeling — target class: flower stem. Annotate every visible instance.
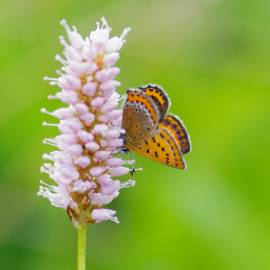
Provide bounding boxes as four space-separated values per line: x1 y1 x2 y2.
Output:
77 224 87 270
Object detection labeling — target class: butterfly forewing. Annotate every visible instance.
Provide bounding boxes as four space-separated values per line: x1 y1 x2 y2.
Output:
122 90 160 146
140 85 169 120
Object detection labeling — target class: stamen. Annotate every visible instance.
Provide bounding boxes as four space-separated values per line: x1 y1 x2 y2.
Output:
110 216 119 224
48 95 59 100
43 163 54 171
101 17 109 29
40 180 56 191
60 19 71 32
55 54 67 65
59 35 68 48
42 153 53 160
40 163 54 175
120 27 131 40
43 76 58 82
42 138 57 147
42 122 59 127
72 25 78 32
120 179 136 189
56 69 64 76
40 108 53 116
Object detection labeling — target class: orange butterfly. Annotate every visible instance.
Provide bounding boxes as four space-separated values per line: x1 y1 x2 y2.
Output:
122 85 191 169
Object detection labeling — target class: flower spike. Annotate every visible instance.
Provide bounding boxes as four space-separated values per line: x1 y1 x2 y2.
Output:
38 18 135 226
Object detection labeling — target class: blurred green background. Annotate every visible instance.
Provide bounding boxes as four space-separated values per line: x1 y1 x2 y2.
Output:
1 0 270 269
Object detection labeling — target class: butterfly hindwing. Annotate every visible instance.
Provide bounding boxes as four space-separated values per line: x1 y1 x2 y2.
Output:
161 114 191 154
128 124 186 169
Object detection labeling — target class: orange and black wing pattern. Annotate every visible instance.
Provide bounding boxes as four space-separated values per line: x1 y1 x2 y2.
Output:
139 85 169 120
128 123 186 169
122 85 191 170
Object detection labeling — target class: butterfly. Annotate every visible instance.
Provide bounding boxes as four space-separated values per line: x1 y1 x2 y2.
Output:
122 85 191 170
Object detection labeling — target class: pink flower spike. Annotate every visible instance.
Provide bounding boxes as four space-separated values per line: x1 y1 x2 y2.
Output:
39 18 137 226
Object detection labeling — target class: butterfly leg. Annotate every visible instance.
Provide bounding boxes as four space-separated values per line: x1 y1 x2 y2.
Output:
120 147 129 154
121 148 136 175
113 147 142 175
129 151 135 175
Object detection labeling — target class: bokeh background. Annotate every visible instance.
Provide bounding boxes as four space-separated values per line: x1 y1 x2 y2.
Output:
1 0 270 269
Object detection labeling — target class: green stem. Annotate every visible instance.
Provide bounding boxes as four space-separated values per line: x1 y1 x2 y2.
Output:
77 224 87 270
